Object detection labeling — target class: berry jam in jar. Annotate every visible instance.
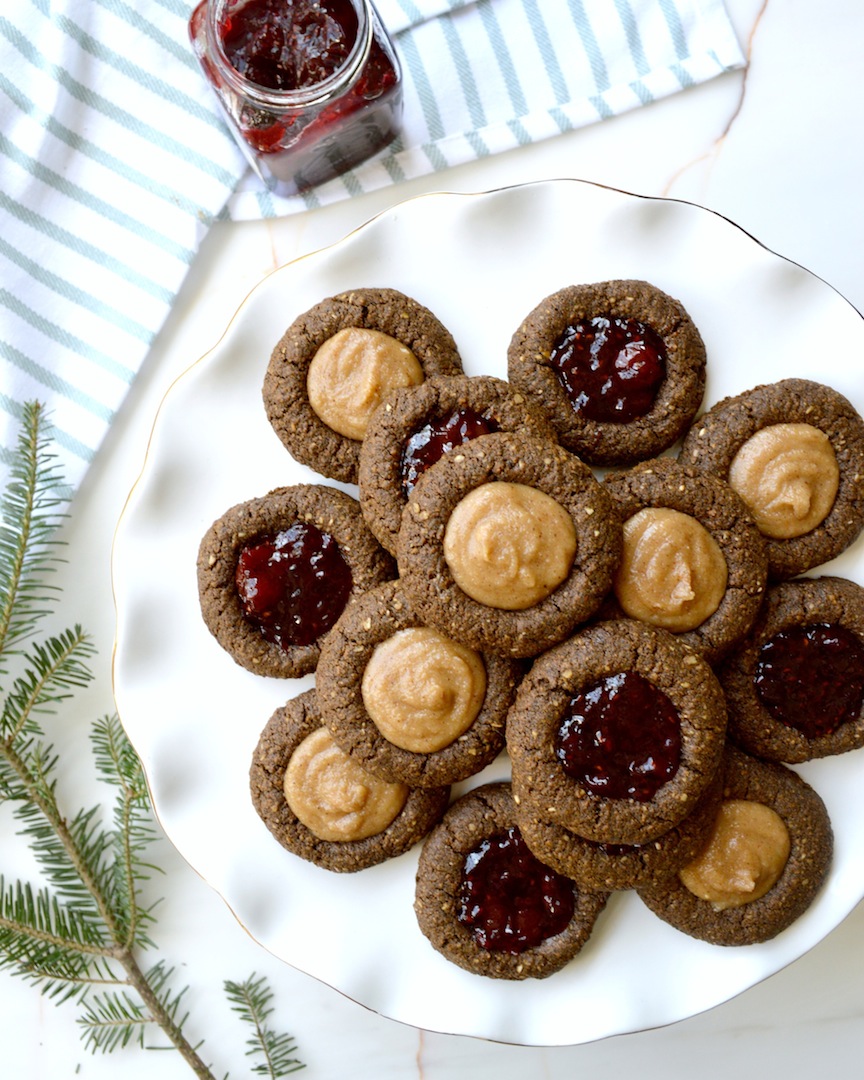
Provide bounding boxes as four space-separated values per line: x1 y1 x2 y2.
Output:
189 0 402 196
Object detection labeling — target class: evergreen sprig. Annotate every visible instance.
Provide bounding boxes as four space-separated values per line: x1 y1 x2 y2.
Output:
0 403 304 1078
225 975 305 1076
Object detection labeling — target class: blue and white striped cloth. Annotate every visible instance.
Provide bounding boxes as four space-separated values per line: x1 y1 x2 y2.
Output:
0 0 744 493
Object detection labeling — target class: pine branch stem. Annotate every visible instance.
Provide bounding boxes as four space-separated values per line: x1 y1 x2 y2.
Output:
116 949 216 1080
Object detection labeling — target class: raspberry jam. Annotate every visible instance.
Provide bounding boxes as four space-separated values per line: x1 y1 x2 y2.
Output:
754 621 864 739
457 826 575 953
399 408 500 495
190 0 402 196
234 521 352 648
556 671 681 801
550 315 666 423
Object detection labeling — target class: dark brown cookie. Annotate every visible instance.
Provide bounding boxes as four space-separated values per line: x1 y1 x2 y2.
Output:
514 761 725 892
637 746 833 945
249 688 450 872
507 279 706 466
358 373 557 555
315 581 520 787
719 576 864 763
679 378 864 579
507 620 727 845
396 431 623 659
601 457 768 664
413 782 608 979
263 287 464 484
197 484 394 678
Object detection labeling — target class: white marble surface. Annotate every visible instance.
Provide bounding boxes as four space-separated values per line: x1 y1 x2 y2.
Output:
5 0 864 1076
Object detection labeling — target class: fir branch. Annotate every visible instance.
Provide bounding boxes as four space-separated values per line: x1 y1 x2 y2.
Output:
0 401 67 660
0 404 305 1080
225 974 305 1077
92 714 161 951
1 626 96 743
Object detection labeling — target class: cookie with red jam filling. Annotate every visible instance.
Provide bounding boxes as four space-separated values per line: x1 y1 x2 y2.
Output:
263 287 464 484
358 373 556 555
197 484 394 678
506 620 727 845
249 688 450 872
507 279 706 466
413 782 608 979
719 575 864 763
637 745 833 945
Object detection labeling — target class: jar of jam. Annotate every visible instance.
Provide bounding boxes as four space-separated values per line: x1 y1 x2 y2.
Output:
189 0 403 197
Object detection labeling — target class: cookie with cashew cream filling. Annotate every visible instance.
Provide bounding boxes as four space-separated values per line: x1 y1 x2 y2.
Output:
600 457 768 664
719 575 864 763
506 619 727 846
315 581 521 787
249 688 450 872
507 279 706 466
637 746 833 946
679 378 864 579
396 430 623 659
414 783 609 980
358 373 557 556
263 287 463 484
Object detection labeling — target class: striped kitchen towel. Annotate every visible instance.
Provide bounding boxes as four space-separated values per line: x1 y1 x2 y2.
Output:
0 0 744 494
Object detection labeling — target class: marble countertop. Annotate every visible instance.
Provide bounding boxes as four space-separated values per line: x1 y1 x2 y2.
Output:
5 0 864 1076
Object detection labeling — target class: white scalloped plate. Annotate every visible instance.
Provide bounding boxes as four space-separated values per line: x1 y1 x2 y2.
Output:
112 179 864 1046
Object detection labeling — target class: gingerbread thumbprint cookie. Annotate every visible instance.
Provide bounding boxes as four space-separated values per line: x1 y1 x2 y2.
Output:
720 576 864 763
602 457 768 664
249 689 449 872
507 279 706 466
396 431 622 659
263 287 463 484
316 581 520 787
358 373 556 555
637 746 833 945
197 484 394 678
414 783 608 979
507 620 727 845
679 378 864 579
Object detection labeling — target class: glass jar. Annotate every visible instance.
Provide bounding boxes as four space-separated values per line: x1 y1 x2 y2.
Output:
189 0 403 197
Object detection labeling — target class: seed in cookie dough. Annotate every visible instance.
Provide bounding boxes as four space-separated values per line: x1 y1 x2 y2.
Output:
283 726 408 842
361 626 487 753
727 422 840 539
443 481 577 610
306 326 424 440
555 671 681 801
754 622 864 739
678 799 791 910
234 520 352 648
400 407 500 496
614 507 728 632
457 825 576 953
550 314 666 423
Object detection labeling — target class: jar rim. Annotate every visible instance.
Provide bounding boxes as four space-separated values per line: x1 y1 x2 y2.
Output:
204 0 374 108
